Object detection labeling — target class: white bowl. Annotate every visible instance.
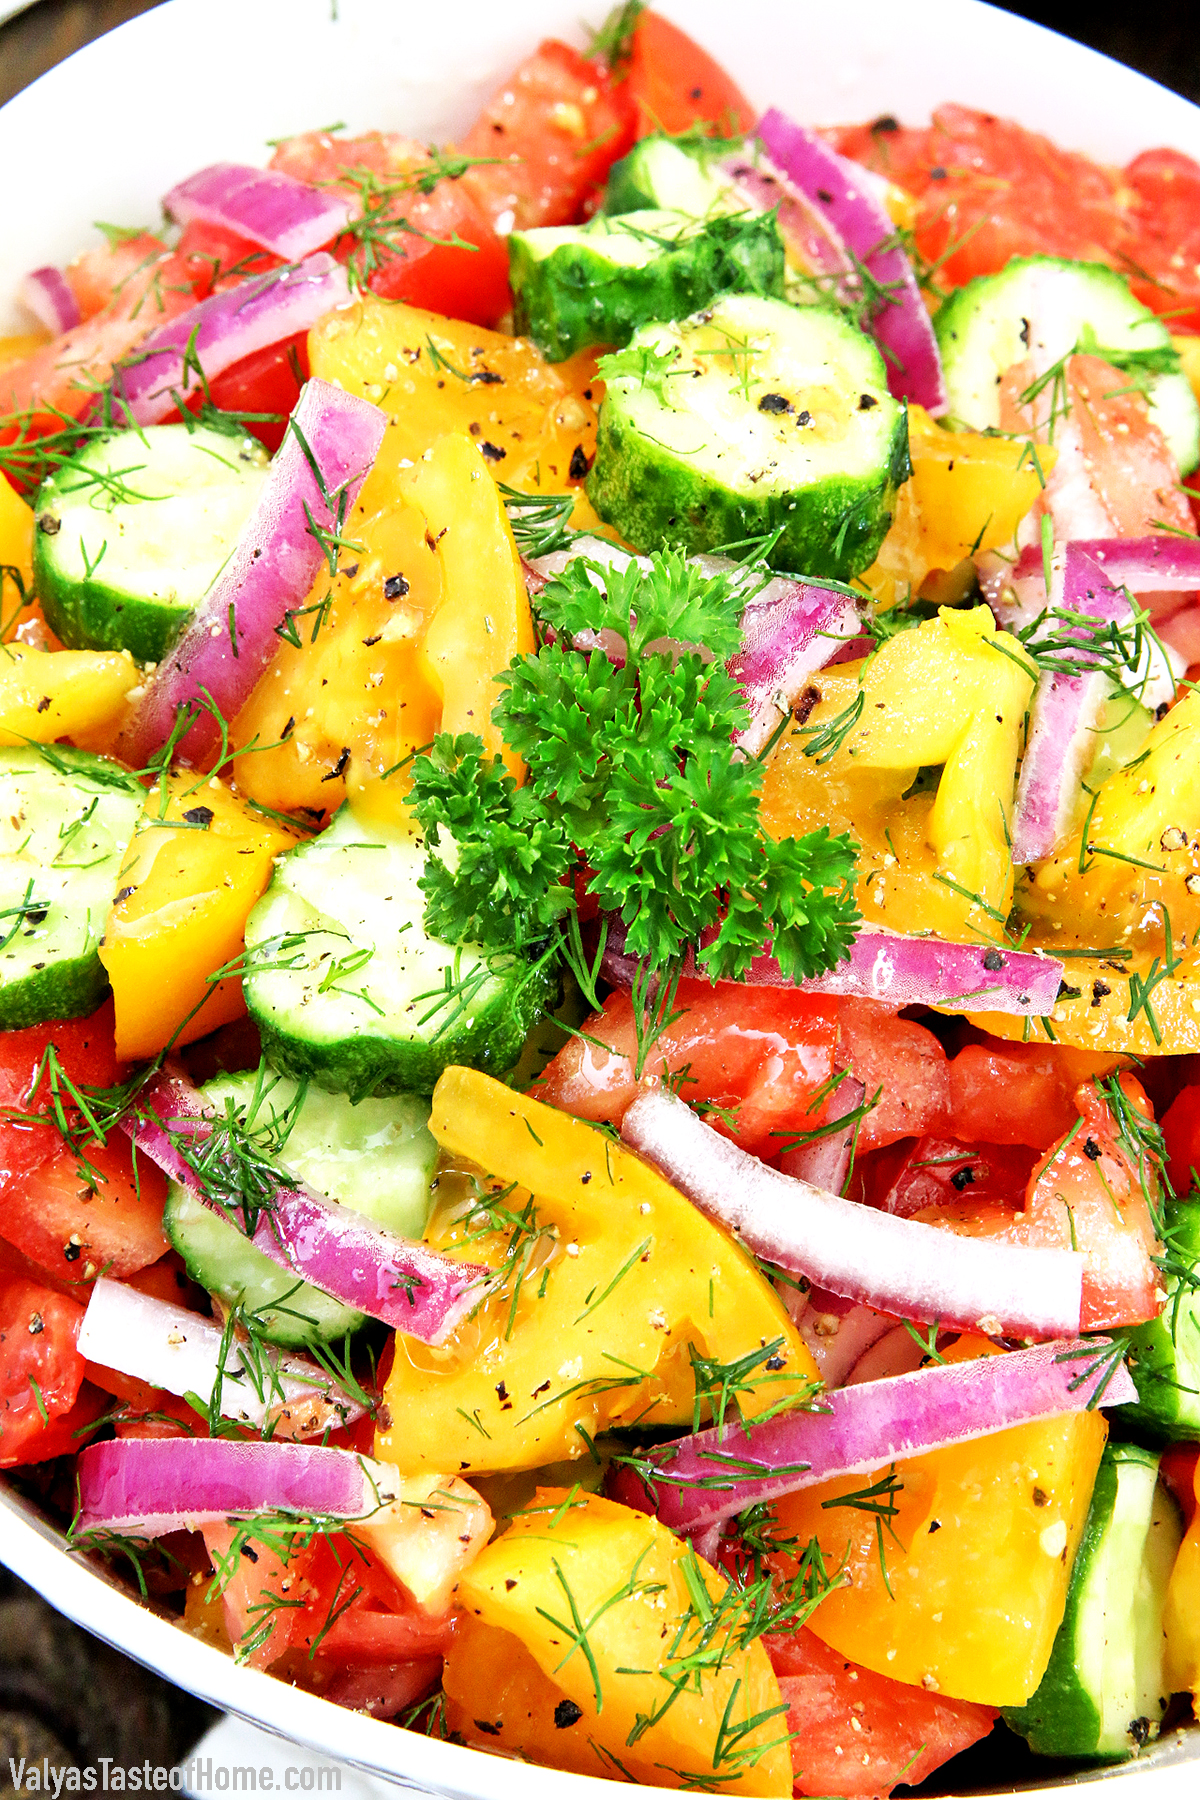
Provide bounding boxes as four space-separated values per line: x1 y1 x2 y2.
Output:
2 2 1199 1794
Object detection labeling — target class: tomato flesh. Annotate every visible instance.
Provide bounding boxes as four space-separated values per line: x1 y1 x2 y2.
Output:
458 40 636 230
0 1135 169 1283
766 1627 996 1797
627 11 756 141
0 1274 86 1466
0 1002 121 1191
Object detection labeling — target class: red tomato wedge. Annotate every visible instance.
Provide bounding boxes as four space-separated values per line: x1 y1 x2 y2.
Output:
457 39 636 230
536 979 839 1156
837 1001 950 1153
915 1077 1164 1329
0 1274 86 1467
0 1002 121 1192
626 11 756 141
65 232 171 321
766 1627 996 1798
861 1135 1037 1219
0 1135 169 1283
268 131 511 327
1122 149 1200 334
947 1039 1117 1150
174 219 279 299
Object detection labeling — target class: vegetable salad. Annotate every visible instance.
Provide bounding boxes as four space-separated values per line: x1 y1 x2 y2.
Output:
3 4 1200 1795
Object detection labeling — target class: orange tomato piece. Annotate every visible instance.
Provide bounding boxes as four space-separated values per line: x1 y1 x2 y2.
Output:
626 11 756 141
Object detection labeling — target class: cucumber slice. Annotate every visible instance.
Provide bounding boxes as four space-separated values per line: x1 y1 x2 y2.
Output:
0 746 142 1029
1120 1197 1200 1438
934 257 1200 475
1003 1444 1182 1760
509 208 784 362
162 1070 439 1346
243 806 555 1100
587 293 909 579
604 135 743 219
163 1188 366 1348
33 423 270 662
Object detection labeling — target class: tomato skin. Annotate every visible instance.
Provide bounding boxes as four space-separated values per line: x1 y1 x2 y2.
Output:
536 978 839 1155
1163 1082 1200 1196
626 11 755 141
765 1627 996 1797
0 1275 86 1466
65 233 170 321
458 40 636 230
0 1135 169 1283
916 1078 1163 1329
828 105 1124 290
1123 149 1200 333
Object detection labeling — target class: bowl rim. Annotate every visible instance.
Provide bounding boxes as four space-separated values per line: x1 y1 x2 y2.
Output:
2 1 1200 1795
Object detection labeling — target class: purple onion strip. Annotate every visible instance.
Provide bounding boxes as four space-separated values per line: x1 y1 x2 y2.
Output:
164 162 354 263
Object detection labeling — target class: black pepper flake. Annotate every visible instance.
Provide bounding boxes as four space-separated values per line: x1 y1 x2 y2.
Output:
929 165 947 180
568 444 591 480
982 948 1005 972
341 563 359 579
281 715 296 741
757 392 792 415
872 115 900 133
1091 979 1111 1006
362 633 382 647
242 1543 260 1563
1084 1137 1103 1162
950 1165 976 1191
795 408 813 427
531 1380 551 1397
63 1240 82 1262
554 1700 584 1730
24 908 47 923
1130 1718 1151 1749
37 514 61 536
383 573 410 600
183 805 214 827
1057 981 1082 1002
581 1170 592 1184
1019 317 1031 348
471 370 503 385
817 187 834 204
793 685 821 726
28 1312 43 1335
858 393 879 410
479 441 506 462
928 1519 942 1533
35 696 51 714
1032 1487 1049 1507
689 85 703 101
474 1720 503 1737
321 747 351 782
764 1354 786 1371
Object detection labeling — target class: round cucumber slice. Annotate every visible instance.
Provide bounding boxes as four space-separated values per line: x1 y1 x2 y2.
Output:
934 256 1200 475
33 422 269 663
587 293 910 579
163 1186 366 1348
243 806 555 1100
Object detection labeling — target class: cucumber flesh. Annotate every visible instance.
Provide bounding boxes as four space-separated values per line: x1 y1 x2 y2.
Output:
33 423 269 662
604 136 743 218
509 208 784 362
0 747 142 1029
588 292 909 579
160 1070 439 1347
934 257 1200 475
1003 1444 1182 1760
163 1186 366 1348
243 805 554 1099
1120 1197 1200 1438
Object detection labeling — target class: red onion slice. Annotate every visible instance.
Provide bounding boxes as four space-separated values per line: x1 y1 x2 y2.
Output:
717 153 851 281
621 1087 1083 1339
20 266 81 334
599 914 1063 1017
76 1435 389 1538
1012 535 1200 863
107 253 349 427
610 1336 1136 1532
755 108 947 414
164 162 353 262
730 578 863 755
117 376 385 766
77 1276 364 1437
125 1076 486 1345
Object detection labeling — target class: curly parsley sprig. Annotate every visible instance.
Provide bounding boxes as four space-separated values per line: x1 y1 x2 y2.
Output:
408 549 860 989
